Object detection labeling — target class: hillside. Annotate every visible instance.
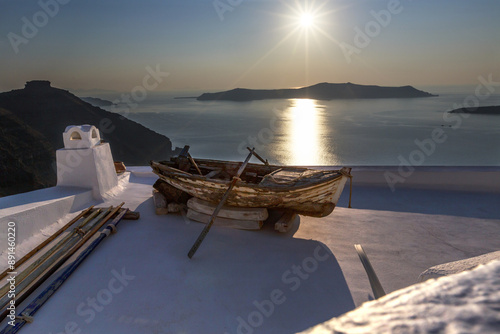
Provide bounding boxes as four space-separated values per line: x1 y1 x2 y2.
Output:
197 82 437 101
449 105 500 115
0 108 56 197
0 80 179 197
80 96 115 107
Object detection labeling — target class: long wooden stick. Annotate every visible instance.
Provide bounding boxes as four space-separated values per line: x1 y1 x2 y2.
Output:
247 147 269 165
2 208 128 332
187 153 203 175
0 208 110 313
0 204 124 322
0 206 94 281
188 149 255 259
63 204 124 264
354 244 386 299
0 208 102 299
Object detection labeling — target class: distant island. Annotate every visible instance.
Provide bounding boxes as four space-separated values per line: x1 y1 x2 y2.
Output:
80 96 115 107
197 82 437 102
449 106 500 115
0 80 180 197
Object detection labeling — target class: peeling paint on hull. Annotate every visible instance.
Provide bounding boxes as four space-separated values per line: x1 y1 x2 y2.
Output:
152 160 351 217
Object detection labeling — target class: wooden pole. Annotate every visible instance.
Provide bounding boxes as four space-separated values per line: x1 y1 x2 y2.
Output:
0 208 102 299
2 208 129 333
187 153 203 175
0 204 124 323
188 149 255 259
247 147 269 165
0 206 94 281
0 208 111 314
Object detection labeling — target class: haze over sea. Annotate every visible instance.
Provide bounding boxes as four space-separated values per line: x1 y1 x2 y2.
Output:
95 86 500 166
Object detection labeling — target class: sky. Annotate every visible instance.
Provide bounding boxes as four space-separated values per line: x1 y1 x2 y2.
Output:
0 0 499 93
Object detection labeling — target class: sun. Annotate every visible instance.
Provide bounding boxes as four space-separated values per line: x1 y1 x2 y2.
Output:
299 13 314 28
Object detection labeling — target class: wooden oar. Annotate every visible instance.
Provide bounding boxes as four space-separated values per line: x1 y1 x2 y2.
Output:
0 208 110 314
0 208 102 299
2 207 129 333
0 205 94 281
246 146 269 165
0 204 124 322
188 149 255 259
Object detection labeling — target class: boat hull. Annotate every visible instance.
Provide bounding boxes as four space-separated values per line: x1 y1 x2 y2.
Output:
152 162 350 217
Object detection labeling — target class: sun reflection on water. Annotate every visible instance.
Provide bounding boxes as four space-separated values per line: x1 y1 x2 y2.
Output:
284 98 333 165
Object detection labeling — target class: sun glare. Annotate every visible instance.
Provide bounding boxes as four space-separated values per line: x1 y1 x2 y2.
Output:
300 13 314 27
288 99 321 165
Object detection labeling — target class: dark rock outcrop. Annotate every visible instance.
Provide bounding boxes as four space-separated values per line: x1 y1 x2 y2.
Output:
449 105 500 115
0 108 56 197
0 81 179 197
197 82 437 101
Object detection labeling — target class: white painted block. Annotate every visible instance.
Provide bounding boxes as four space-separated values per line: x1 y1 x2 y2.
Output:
56 143 118 199
187 197 268 221
186 209 263 230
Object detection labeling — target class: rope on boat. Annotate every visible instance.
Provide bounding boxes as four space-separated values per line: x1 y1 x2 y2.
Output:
263 174 297 184
348 175 353 208
261 168 300 185
339 168 353 208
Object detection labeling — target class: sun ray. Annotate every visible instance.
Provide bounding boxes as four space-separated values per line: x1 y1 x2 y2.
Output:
232 0 351 89
230 25 302 88
315 26 342 46
315 26 379 72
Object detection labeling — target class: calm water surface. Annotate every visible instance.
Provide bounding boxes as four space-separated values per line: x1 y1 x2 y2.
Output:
103 92 500 166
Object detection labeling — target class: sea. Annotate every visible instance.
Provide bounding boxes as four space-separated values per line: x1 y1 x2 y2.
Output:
94 86 500 166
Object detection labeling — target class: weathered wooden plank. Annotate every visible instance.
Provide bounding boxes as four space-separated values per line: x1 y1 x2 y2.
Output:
187 197 268 221
167 202 184 213
114 161 126 174
152 190 168 215
274 211 297 233
123 210 140 220
186 209 263 230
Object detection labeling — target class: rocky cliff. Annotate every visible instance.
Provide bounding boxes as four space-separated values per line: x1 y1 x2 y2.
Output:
0 107 56 197
0 81 178 197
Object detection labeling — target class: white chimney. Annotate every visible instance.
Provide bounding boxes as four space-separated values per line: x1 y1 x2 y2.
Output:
56 125 118 199
62 124 101 149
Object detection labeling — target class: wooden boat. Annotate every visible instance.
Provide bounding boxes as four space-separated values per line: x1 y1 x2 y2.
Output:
150 149 352 217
